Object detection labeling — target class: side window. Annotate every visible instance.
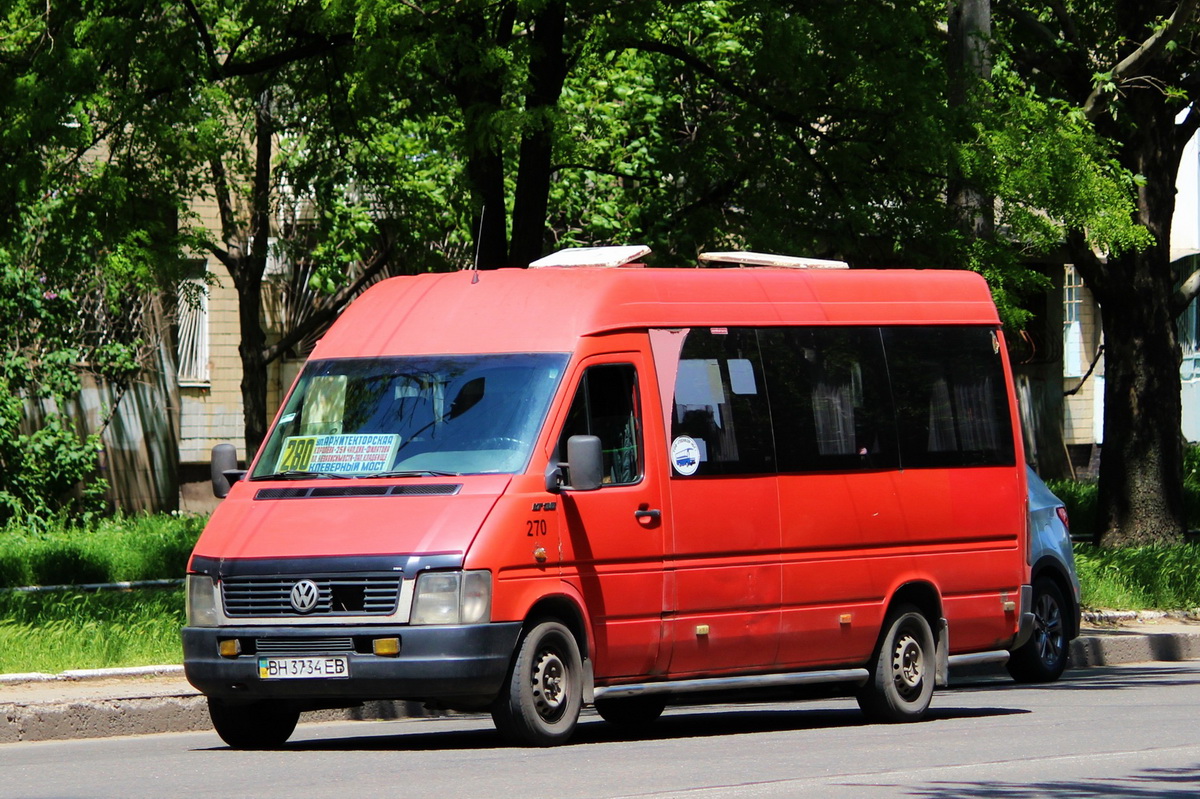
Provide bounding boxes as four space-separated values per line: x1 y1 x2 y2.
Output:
883 327 1015 468
671 328 774 476
759 328 898 472
558 364 641 485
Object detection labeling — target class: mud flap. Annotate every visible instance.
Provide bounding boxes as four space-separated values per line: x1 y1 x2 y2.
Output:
582 657 595 704
935 617 950 688
1009 584 1036 650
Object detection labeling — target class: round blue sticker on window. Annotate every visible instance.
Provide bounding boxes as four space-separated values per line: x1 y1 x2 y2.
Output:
671 436 700 476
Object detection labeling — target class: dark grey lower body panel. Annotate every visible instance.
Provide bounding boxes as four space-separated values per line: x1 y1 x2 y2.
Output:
182 622 522 706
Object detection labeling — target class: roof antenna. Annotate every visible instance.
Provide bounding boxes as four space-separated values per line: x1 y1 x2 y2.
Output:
471 206 485 284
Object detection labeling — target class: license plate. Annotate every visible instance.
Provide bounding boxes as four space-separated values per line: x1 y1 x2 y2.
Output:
258 656 350 680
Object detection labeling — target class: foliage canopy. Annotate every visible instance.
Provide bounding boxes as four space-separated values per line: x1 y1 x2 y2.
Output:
0 0 1187 535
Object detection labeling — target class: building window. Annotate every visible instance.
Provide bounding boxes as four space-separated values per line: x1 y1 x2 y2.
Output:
176 277 210 386
1178 257 1200 358
1063 265 1085 377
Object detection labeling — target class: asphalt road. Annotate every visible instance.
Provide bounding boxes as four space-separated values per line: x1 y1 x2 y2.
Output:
8 662 1200 799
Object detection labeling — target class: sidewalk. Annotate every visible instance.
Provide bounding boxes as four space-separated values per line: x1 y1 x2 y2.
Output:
3 614 1199 744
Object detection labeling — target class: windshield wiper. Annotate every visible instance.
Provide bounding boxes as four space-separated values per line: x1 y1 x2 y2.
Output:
250 470 355 481
365 469 462 478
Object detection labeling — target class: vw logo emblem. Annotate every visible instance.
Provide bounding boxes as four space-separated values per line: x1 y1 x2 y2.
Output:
289 580 320 614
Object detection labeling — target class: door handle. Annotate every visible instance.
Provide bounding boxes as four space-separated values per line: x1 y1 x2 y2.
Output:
634 508 661 521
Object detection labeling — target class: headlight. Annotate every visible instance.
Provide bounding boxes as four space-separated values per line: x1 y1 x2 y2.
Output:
186 574 220 627
410 570 492 625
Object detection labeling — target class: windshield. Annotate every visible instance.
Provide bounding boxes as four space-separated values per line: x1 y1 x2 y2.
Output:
251 354 568 479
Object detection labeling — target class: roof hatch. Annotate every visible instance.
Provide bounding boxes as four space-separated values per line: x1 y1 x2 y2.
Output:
528 245 651 268
698 251 849 269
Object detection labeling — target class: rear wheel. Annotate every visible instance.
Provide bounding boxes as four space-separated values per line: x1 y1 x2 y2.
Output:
207 698 300 749
594 695 667 726
491 620 583 746
856 605 935 723
1007 577 1069 683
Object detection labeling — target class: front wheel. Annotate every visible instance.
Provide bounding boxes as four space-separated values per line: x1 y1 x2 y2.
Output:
1007 577 1069 683
491 620 583 746
207 698 300 749
856 605 935 723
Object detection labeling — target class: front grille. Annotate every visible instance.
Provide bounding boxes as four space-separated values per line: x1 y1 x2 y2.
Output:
255 637 356 655
222 574 402 617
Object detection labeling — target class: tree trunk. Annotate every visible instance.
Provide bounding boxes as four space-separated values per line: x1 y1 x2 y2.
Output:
1083 96 1187 546
947 0 996 252
238 276 270 462
237 88 275 461
450 4 514 270
509 1 567 268
1091 261 1185 545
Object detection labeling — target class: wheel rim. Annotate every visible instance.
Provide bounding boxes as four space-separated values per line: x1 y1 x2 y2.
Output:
1033 592 1064 665
531 646 568 722
891 631 925 699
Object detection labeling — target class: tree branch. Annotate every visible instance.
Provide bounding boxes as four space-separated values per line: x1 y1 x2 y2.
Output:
992 0 1090 91
198 238 237 273
179 0 221 78
1046 0 1082 49
1173 267 1200 319
551 163 658 184
618 38 821 137
992 2 1064 52
1082 0 1200 121
208 158 238 251
262 240 394 365
1176 103 1200 154
218 33 355 80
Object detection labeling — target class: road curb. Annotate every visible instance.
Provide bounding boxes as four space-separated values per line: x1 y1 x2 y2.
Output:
4 624 1200 744
0 665 185 685
1071 627 1200 667
0 694 210 744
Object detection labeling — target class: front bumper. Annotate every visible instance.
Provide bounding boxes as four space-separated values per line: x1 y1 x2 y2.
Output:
182 622 522 705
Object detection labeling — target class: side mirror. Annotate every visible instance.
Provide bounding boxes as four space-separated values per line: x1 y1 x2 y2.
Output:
211 443 243 498
563 435 603 492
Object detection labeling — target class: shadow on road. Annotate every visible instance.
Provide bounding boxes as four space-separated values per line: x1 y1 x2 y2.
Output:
247 702 1027 753
949 663 1200 694
195 662 1198 754
894 763 1200 799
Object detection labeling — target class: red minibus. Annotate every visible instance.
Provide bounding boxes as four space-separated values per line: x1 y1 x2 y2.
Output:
184 247 1033 747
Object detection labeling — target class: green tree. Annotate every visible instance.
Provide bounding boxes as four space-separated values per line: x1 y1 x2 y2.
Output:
995 0 1200 545
0 2 185 523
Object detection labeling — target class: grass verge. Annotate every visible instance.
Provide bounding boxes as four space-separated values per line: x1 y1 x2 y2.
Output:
3 513 1200 674
0 587 183 673
0 513 200 674
0 513 204 588
1074 543 1200 611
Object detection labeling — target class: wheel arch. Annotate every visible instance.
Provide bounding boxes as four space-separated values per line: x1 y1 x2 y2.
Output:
524 593 591 671
1030 556 1080 639
527 592 594 706
887 580 944 627
884 580 947 687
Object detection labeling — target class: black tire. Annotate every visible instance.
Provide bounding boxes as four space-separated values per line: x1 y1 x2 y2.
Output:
491 620 583 746
594 695 667 726
1007 577 1069 683
856 605 935 723
207 698 300 749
